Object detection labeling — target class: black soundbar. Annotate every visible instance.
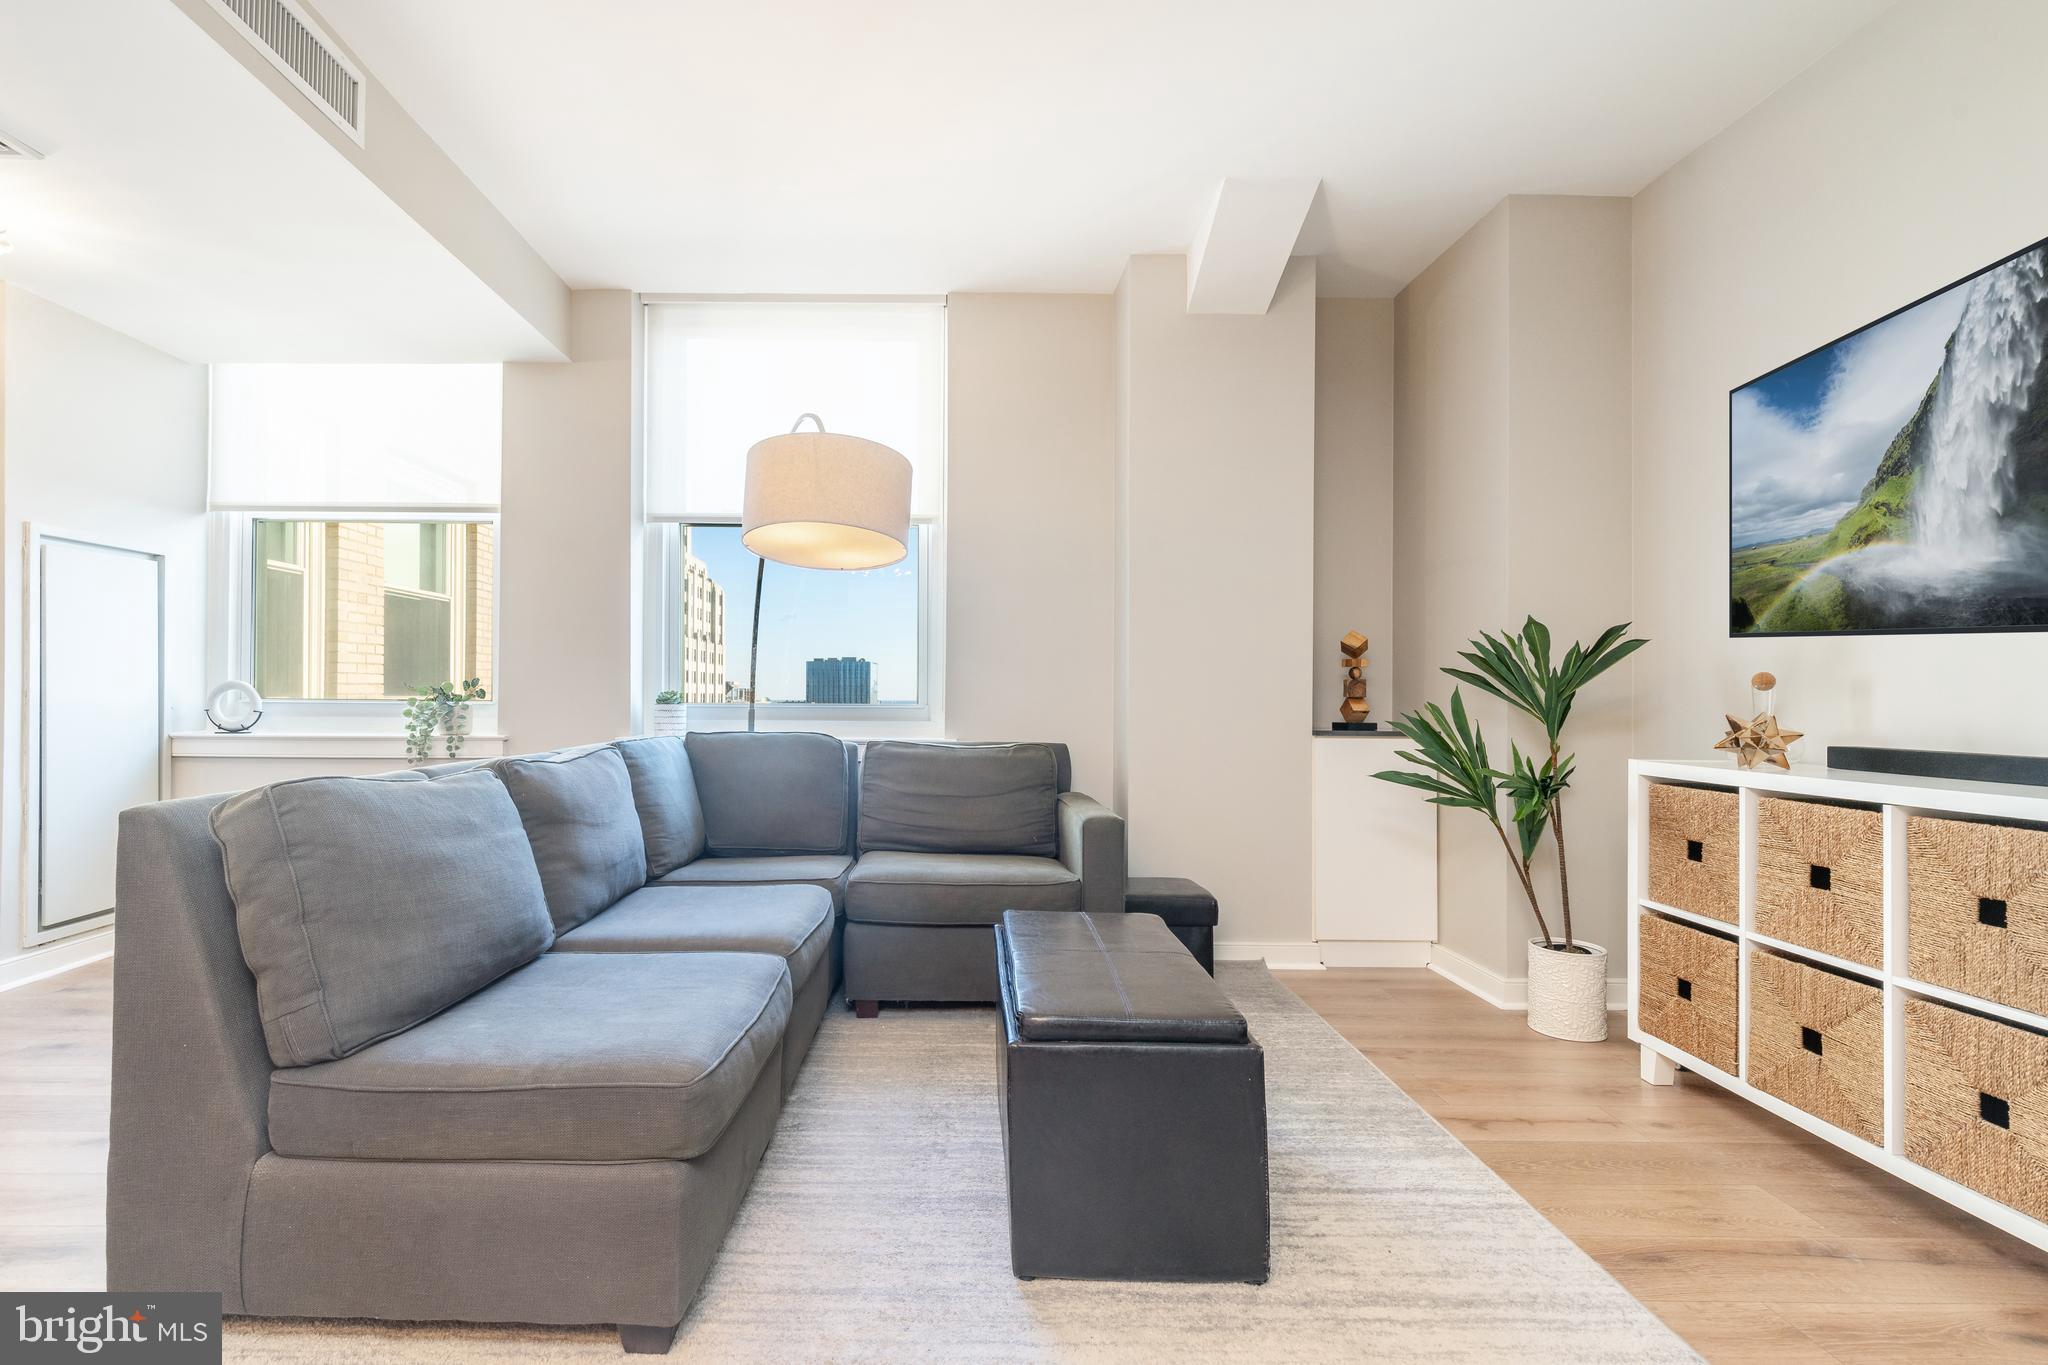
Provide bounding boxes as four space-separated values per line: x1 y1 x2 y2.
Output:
1827 745 2048 788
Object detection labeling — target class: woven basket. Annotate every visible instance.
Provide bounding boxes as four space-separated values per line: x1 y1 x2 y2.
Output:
1647 783 1740 924
1636 911 1738 1073
1904 998 2048 1222
1755 797 1883 968
1747 948 1883 1143
1907 814 2048 1017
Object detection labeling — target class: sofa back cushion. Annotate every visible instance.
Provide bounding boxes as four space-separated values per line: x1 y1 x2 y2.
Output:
858 741 1061 856
493 745 648 933
685 731 852 855
614 735 707 878
211 769 553 1068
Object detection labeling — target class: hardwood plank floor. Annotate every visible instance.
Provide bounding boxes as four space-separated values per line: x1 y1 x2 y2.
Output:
6 958 2047 1361
0 958 111 1293
1278 966 2048 1363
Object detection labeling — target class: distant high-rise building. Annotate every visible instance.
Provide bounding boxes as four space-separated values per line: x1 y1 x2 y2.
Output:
678 528 728 704
805 656 874 704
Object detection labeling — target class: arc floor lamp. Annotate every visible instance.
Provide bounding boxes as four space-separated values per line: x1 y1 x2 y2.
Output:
738 413 912 731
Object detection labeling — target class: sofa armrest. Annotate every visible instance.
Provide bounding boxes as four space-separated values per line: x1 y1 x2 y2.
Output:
1057 790 1127 917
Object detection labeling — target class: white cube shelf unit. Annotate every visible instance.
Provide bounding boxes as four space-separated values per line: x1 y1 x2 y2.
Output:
1628 757 2048 1253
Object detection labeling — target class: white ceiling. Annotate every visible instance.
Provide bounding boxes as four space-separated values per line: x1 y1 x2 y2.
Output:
319 0 1894 297
0 0 561 361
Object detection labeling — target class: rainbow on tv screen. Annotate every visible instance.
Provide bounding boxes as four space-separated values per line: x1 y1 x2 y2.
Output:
1730 237 2048 636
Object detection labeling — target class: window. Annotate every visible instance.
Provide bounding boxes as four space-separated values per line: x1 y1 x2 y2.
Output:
248 519 495 701
661 523 924 706
208 364 504 725
644 299 944 720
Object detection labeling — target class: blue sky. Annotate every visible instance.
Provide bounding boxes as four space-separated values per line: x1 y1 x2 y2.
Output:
686 526 919 702
1730 278 1970 548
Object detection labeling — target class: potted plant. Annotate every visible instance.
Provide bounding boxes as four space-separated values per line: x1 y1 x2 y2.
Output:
651 689 688 736
1374 618 1646 1041
404 678 487 764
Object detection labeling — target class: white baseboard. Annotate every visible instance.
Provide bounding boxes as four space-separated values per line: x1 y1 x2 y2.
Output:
1427 943 1624 1012
1316 940 1433 969
0 929 113 993
1216 941 1325 972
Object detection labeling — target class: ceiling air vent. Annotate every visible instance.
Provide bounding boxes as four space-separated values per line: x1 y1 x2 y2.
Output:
205 0 366 144
0 131 44 160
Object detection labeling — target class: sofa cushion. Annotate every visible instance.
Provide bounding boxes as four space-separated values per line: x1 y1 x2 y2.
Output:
555 885 834 989
211 770 553 1068
858 742 1060 857
685 731 851 855
614 735 707 878
493 746 647 934
654 853 850 906
845 851 1081 927
267 952 790 1162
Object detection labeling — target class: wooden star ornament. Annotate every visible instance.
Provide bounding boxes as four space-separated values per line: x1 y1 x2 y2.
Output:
1715 711 1803 770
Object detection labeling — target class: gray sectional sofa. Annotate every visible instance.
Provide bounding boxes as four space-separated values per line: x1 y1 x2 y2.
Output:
107 733 1121 1353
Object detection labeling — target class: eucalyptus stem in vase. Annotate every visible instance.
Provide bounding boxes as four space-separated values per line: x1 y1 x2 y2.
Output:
404 678 487 764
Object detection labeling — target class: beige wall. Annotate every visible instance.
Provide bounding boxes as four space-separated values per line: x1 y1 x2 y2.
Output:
500 290 638 752
1314 299 1396 725
1393 196 1633 987
945 294 1118 799
1394 204 1518 978
0 285 208 983
1507 197 1634 972
1633 0 2048 762
1117 254 1319 957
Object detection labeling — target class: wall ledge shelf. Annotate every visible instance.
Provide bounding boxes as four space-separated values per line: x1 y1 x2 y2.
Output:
169 732 510 761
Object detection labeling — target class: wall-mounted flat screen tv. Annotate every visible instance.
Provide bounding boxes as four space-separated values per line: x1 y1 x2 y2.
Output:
1730 236 2048 636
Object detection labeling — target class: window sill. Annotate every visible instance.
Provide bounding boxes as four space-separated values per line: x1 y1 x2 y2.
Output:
168 732 510 761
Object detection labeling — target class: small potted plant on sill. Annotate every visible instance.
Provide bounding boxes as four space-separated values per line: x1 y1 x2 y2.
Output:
1374 618 1646 1041
404 678 487 764
652 689 687 736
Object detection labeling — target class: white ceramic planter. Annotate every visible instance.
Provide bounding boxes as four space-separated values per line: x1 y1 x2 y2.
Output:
1526 938 1609 1042
650 704 688 737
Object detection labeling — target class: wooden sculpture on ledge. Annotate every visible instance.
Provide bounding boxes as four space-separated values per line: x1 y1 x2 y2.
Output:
1335 630 1376 731
1714 670 1803 770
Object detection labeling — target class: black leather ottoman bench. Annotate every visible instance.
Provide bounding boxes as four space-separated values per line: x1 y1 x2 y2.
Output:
993 909 1269 1283
1124 876 1219 973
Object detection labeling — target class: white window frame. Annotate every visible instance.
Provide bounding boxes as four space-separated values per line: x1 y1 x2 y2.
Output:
639 295 948 736
208 509 503 735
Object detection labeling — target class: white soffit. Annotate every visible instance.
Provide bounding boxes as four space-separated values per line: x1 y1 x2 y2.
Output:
1187 179 1320 315
0 0 563 361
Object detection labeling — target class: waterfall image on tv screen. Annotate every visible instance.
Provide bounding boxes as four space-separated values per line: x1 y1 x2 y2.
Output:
1730 237 2048 636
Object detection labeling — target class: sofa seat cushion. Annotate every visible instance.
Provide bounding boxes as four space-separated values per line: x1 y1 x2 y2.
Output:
493 747 648 935
554 885 834 990
654 853 850 901
845 851 1081 927
211 769 554 1068
267 952 790 1163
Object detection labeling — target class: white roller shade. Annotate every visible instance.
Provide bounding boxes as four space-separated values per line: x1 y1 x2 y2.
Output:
209 364 503 511
645 300 943 521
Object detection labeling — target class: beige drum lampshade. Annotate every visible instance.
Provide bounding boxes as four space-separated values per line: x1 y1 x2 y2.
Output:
740 421 912 569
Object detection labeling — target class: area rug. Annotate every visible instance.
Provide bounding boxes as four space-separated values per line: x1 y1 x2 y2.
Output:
225 963 1698 1362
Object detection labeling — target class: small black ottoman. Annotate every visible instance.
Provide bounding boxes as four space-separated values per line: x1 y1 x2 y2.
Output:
994 909 1269 1283
1125 876 1219 973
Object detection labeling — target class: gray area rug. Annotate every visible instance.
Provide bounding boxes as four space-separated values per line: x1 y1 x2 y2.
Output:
226 963 1697 1363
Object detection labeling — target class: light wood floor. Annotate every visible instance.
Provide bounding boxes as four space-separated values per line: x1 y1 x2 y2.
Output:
6 959 2048 1362
1278 967 2048 1364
